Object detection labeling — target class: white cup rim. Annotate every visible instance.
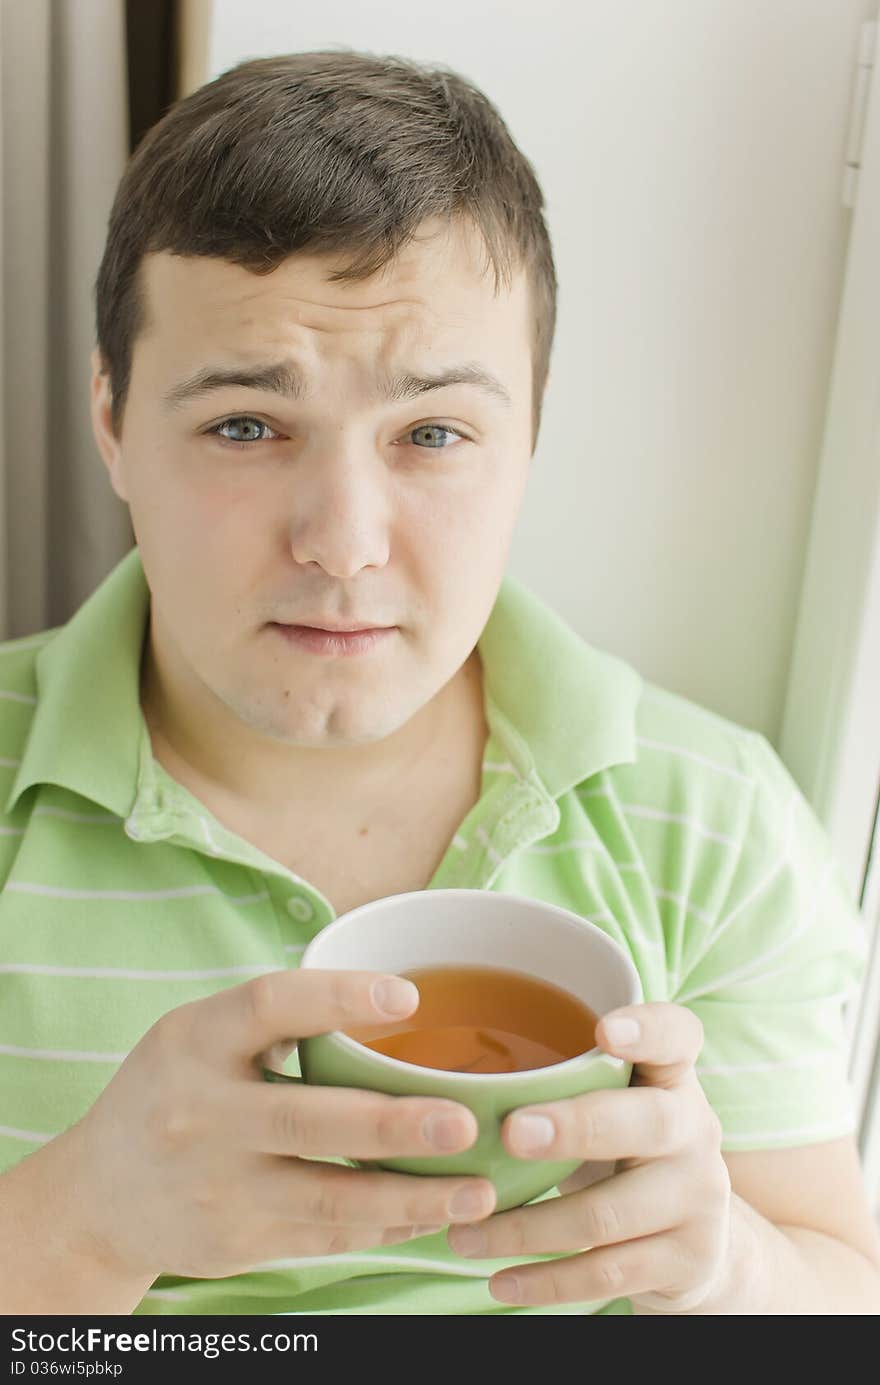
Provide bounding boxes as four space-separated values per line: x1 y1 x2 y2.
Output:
299 888 639 1083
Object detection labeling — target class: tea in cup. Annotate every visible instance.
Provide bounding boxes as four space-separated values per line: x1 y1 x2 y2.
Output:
343 962 600 1073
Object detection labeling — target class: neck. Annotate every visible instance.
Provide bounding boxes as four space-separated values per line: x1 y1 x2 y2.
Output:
139 630 487 821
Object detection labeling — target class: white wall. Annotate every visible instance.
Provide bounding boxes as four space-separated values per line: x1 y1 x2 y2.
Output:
207 0 876 743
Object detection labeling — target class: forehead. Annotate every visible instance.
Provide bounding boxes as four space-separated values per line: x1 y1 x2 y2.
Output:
137 219 531 375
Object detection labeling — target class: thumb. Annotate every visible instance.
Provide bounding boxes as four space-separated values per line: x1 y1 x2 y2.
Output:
187 968 419 1068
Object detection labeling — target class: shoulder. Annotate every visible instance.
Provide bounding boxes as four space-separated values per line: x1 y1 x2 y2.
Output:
593 679 824 890
0 627 61 803
631 681 808 809
632 680 754 766
0 628 60 695
629 682 836 866
602 680 763 832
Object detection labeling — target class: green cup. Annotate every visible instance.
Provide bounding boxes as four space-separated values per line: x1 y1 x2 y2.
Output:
264 888 643 1211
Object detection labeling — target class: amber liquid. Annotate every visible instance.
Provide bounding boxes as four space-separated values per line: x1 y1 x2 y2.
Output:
342 964 598 1074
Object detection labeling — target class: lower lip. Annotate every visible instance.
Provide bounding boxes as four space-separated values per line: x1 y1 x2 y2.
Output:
269 623 396 656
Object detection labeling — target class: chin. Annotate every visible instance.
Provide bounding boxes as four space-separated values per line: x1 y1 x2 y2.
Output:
254 705 408 748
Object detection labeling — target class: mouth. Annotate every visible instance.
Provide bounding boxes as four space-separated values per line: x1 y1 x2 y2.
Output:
282 622 392 633
268 623 397 657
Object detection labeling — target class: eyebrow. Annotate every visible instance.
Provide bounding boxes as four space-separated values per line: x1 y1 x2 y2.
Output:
161 360 513 413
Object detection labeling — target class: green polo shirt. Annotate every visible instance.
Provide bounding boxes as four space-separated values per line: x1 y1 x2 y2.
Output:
0 547 868 1315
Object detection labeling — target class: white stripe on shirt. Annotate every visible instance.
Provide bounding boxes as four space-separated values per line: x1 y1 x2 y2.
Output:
0 1044 128 1063
697 1052 836 1075
720 1116 855 1147
0 635 53 654
475 826 503 867
0 962 280 981
4 881 269 904
636 736 753 784
0 1123 53 1144
675 858 834 1003
619 804 739 847
653 888 714 927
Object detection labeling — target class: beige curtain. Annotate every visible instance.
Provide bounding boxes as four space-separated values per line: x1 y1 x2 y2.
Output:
177 0 212 100
0 0 133 642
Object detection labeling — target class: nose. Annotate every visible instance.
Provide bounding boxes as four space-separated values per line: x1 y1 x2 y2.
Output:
286 451 392 579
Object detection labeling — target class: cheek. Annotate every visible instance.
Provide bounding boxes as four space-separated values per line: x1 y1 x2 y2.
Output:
159 462 274 574
403 458 524 541
393 486 492 578
398 481 518 626
125 443 213 548
128 458 260 609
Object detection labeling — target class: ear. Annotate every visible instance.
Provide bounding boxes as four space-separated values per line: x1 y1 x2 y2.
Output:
90 347 130 503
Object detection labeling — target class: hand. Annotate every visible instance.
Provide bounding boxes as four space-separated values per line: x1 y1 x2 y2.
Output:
446 1002 732 1312
62 969 496 1283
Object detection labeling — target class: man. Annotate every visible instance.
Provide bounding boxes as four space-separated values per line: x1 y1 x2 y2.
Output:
0 50 878 1316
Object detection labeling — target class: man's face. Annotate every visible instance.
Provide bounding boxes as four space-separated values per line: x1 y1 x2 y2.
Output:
91 219 535 752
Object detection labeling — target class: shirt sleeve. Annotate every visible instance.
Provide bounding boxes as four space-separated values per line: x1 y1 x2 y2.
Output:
671 729 870 1150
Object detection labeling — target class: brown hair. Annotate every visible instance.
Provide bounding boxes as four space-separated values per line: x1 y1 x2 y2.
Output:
94 49 557 451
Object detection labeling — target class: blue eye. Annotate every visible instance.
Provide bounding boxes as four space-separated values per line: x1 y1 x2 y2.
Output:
206 417 279 448
408 423 466 449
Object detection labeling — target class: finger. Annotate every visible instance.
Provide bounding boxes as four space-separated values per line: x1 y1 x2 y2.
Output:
501 1083 700 1162
264 1222 447 1261
556 1159 616 1196
272 1158 496 1228
241 1082 479 1158
381 1224 446 1245
485 1231 700 1307
594 1002 704 1087
448 1161 689 1259
178 967 420 1066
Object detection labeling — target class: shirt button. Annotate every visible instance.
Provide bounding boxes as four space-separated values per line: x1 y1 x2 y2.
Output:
286 896 315 922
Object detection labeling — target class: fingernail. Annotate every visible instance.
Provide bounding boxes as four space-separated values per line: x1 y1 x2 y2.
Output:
381 1225 416 1245
448 1224 487 1257
448 1187 492 1221
603 1017 640 1046
491 1274 522 1303
371 978 418 1017
412 1225 444 1237
510 1113 555 1154
423 1112 469 1151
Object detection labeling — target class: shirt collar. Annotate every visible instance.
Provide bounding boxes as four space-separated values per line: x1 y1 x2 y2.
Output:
6 548 641 817
478 573 641 797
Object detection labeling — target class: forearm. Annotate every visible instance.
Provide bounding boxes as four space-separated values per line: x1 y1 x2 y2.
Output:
0 1133 155 1315
635 1193 880 1315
